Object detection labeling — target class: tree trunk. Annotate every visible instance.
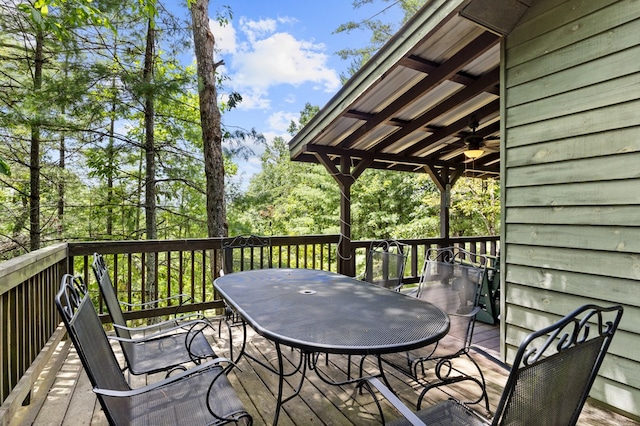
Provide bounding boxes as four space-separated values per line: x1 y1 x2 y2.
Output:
57 131 65 238
190 0 227 239
56 55 71 240
143 18 157 309
106 71 118 238
29 29 44 251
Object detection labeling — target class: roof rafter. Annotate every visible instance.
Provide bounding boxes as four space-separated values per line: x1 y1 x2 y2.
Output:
371 66 500 153
338 31 500 150
403 98 500 156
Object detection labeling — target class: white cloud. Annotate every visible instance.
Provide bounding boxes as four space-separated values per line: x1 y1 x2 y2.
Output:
240 17 278 44
236 33 338 90
225 88 271 110
276 16 298 26
267 111 298 133
215 17 340 112
208 19 236 54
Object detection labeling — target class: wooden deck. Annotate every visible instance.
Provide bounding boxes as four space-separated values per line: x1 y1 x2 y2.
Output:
9 320 638 426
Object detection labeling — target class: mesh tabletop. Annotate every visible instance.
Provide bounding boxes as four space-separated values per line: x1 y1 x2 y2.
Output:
215 268 450 355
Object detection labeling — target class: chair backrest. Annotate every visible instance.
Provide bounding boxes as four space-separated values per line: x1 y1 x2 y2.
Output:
221 234 272 274
416 247 485 345
91 253 131 340
364 240 409 291
55 274 131 425
492 304 623 426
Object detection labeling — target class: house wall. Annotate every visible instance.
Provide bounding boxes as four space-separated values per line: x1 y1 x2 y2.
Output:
502 0 640 417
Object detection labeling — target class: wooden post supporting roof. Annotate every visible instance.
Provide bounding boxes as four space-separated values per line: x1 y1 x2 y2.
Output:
424 165 463 243
313 152 372 276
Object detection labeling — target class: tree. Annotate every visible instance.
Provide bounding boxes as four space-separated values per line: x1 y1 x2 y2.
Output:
189 0 227 239
0 158 9 176
450 178 500 236
0 0 220 258
334 0 427 80
351 169 431 239
230 136 339 237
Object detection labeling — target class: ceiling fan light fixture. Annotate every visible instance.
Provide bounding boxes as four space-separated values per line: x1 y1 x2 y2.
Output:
464 148 485 159
463 135 485 159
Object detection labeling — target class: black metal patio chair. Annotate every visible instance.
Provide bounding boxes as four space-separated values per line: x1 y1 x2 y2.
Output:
346 240 410 377
361 239 409 291
92 253 204 339
366 303 623 426
92 253 218 377
55 274 252 426
377 247 490 412
220 234 272 275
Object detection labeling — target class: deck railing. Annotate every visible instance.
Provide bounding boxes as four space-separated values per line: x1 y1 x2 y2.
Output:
0 234 498 417
0 243 69 421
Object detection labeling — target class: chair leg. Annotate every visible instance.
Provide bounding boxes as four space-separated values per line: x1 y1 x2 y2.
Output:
415 349 490 415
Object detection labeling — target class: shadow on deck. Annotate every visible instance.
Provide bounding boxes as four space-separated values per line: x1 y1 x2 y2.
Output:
10 320 637 425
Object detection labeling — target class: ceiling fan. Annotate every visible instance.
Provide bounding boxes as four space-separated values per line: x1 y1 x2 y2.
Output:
462 117 500 159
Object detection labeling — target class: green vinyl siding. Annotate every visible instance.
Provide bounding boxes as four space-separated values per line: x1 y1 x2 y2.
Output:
503 0 640 417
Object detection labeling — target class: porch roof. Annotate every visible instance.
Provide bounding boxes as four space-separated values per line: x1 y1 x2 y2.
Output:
289 0 535 180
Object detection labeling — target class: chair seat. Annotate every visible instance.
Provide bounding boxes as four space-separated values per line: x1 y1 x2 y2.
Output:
107 365 249 425
388 399 489 426
93 253 218 377
125 331 216 375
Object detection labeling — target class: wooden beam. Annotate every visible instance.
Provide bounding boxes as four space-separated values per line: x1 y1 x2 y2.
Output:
300 144 500 175
306 145 454 169
399 55 500 96
424 165 446 192
339 156 353 276
351 158 373 181
312 152 373 277
372 66 501 153
313 151 351 187
402 98 500 156
337 31 500 150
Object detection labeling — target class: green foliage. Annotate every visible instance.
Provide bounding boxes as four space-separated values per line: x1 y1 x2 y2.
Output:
450 178 500 236
229 134 500 239
18 0 115 39
352 170 439 239
228 137 339 236
287 103 320 135
0 0 499 261
334 0 427 80
0 158 10 176
228 104 500 241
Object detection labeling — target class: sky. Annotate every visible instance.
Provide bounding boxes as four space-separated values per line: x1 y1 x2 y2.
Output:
199 1 405 189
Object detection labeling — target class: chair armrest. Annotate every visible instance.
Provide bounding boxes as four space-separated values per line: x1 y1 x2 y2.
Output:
469 345 510 371
118 293 192 309
366 378 426 426
112 314 208 336
175 312 206 322
110 319 213 342
94 357 232 397
449 305 481 319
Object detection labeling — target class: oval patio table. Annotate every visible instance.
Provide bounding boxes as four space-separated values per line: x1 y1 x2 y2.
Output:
214 268 450 425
